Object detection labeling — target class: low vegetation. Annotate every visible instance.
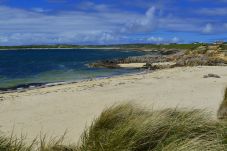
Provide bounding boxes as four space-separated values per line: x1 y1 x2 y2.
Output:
218 88 227 119
1 103 227 151
77 104 227 151
118 43 205 50
90 43 227 69
0 43 207 50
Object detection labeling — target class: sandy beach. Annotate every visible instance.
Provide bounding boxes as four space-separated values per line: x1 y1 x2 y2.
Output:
118 63 146 68
0 66 227 143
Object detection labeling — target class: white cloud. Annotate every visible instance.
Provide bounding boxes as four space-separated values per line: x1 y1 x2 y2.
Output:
145 36 180 44
77 1 111 12
31 8 51 13
0 35 9 43
198 8 227 16
147 36 163 43
171 37 179 43
202 23 213 33
0 4 226 45
0 6 133 45
224 23 227 29
123 7 157 33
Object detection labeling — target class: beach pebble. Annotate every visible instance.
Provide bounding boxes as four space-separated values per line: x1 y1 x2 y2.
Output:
203 73 221 78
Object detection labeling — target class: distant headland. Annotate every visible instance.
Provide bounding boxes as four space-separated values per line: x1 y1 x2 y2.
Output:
0 42 226 51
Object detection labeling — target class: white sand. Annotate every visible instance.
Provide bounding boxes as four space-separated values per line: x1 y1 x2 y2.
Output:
118 63 146 68
152 62 176 66
0 66 227 143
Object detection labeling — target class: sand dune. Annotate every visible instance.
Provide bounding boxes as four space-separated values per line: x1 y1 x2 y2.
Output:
0 66 227 143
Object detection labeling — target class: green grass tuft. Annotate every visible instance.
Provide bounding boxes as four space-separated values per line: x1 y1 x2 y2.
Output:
218 88 227 119
0 135 33 151
1 103 227 151
76 103 227 151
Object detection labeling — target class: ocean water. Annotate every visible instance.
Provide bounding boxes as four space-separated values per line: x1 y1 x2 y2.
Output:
0 49 148 90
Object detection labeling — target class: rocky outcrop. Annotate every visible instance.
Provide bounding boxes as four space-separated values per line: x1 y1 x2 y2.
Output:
145 62 176 70
89 60 120 68
89 44 227 70
88 55 167 68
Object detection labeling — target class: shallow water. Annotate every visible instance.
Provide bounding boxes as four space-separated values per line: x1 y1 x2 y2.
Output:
0 49 150 89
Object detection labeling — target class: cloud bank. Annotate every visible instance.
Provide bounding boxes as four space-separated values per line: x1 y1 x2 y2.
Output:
0 0 226 45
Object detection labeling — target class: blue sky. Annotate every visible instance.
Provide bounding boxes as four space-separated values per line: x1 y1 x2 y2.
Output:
0 0 226 45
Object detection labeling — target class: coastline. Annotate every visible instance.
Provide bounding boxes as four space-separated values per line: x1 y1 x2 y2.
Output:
1 66 227 143
0 70 147 94
0 47 121 51
0 47 170 52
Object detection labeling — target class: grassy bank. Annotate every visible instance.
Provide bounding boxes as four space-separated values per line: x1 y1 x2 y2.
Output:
1 103 227 151
118 43 205 50
0 43 205 50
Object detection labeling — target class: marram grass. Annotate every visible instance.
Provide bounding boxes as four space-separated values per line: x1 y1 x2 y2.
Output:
218 88 227 119
76 104 227 151
1 103 227 151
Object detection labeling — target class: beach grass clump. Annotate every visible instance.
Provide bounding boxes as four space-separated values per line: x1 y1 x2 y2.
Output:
1 103 227 151
76 103 227 151
0 135 33 151
218 88 227 119
0 134 75 151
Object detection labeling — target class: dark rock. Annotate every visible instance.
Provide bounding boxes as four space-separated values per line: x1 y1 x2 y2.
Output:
88 55 170 69
144 62 176 70
0 83 46 92
203 74 221 78
159 49 179 55
88 60 120 68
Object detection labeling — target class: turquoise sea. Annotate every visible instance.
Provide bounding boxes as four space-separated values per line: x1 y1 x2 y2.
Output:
0 49 150 90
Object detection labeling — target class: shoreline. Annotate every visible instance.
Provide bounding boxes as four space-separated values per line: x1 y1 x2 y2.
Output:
0 70 148 94
0 47 122 51
1 66 227 142
0 47 166 52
